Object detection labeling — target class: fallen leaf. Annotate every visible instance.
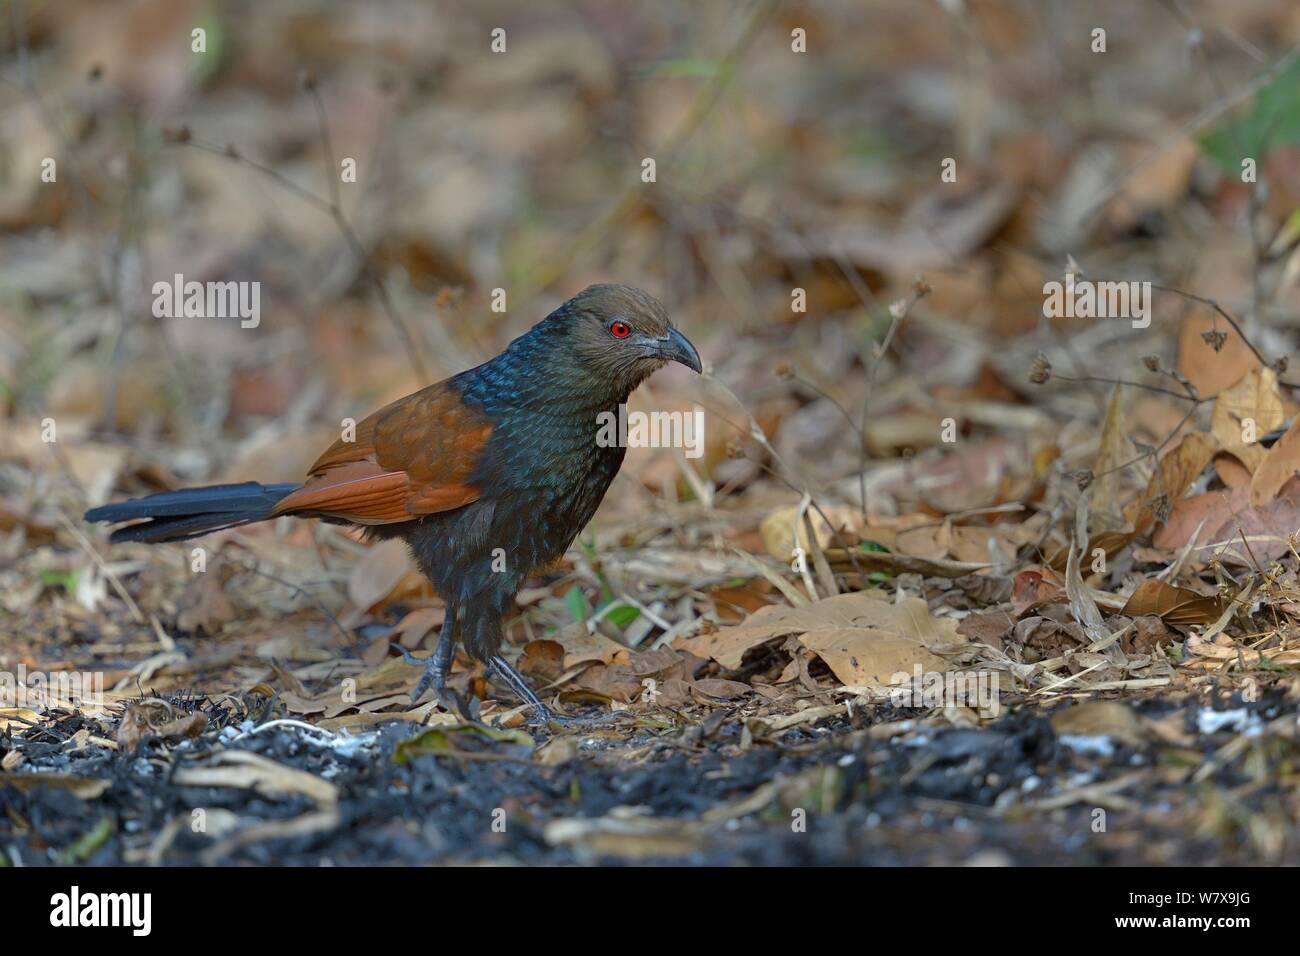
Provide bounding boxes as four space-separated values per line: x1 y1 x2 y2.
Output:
1119 578 1224 626
1124 431 1218 531
1157 476 1300 563
1050 701 1145 746
1177 310 1259 398
680 590 961 686
1092 384 1130 523
517 639 566 685
0 773 110 800
1250 414 1300 506
172 750 338 809
1211 367 1283 477
347 539 417 611
176 571 238 635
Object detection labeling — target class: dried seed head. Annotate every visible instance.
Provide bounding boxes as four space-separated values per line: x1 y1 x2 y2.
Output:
1151 492 1171 525
1073 469 1094 491
1029 353 1051 385
1142 355 1161 373
1202 329 1228 352
1273 356 1289 375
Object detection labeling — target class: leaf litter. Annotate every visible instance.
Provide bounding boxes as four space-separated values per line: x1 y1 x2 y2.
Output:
3 0 1300 866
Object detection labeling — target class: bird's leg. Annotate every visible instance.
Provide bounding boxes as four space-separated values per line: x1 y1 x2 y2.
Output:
404 605 459 705
489 654 553 719
488 654 625 730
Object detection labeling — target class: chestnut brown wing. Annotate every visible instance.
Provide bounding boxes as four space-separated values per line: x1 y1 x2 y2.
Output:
271 381 493 525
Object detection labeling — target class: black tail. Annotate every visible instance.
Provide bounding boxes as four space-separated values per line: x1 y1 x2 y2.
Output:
85 482 299 544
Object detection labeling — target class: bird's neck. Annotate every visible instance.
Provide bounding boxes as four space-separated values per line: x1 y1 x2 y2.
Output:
458 334 640 418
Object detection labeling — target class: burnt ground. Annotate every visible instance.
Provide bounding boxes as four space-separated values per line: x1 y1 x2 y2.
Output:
3 682 1296 866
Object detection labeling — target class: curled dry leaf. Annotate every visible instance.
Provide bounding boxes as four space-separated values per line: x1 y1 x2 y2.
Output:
172 750 338 809
1119 578 1224 627
116 699 209 750
1210 367 1283 476
1250 415 1300 507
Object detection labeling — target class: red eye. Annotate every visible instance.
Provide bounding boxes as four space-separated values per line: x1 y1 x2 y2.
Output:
609 320 631 338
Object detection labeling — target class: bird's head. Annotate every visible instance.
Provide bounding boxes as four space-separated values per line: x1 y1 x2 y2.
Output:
543 284 702 402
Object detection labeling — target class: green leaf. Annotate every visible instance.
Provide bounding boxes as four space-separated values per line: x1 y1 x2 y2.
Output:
651 58 721 79
60 817 114 864
606 604 641 629
393 723 534 763
1200 58 1300 173
40 569 80 592
564 586 593 623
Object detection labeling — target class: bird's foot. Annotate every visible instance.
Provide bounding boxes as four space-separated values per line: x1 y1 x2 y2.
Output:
397 646 620 729
391 644 457 710
487 655 630 730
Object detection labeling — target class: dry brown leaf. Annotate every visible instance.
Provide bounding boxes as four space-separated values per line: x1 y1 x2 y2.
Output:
760 504 863 560
1213 451 1254 489
679 590 960 686
1123 431 1218 531
1046 529 1137 573
0 773 110 799
1119 578 1224 626
777 181 1019 273
1157 476 1300 564
570 647 685 702
1012 568 1066 615
391 607 444 649
1250 414 1300 507
1177 310 1259 398
176 571 238 635
517 639 566 685
347 538 417 611
1092 384 1129 523
172 750 338 809
1050 700 1145 746
1210 367 1283 479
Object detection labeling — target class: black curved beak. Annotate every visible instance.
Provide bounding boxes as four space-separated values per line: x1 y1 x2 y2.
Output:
662 327 702 374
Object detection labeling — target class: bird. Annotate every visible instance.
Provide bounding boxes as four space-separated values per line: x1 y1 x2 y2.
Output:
85 284 702 721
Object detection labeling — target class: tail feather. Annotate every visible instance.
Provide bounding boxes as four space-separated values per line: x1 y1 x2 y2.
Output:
85 481 299 544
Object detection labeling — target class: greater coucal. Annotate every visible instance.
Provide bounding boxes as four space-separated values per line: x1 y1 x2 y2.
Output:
85 284 702 720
